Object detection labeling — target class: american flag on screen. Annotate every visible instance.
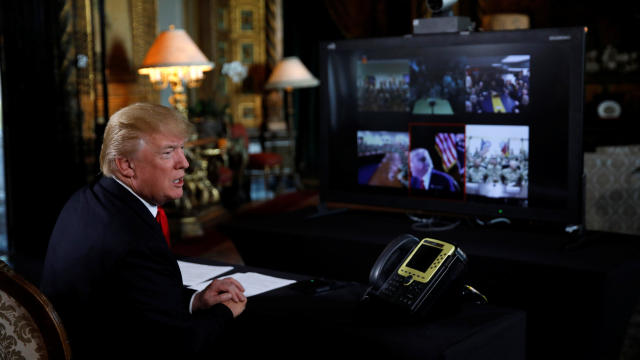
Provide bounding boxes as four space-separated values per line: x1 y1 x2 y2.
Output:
435 133 459 172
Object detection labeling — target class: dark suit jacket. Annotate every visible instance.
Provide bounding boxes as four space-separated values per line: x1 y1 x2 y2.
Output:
410 169 460 192
40 176 233 359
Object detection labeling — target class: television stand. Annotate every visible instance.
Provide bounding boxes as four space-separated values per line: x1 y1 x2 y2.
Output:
306 201 348 220
474 217 512 226
406 213 462 232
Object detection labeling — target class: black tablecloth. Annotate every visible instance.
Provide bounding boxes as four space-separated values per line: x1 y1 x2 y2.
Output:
183 257 526 359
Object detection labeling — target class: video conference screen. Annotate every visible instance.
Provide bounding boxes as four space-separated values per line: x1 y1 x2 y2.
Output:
320 28 584 225
356 54 530 115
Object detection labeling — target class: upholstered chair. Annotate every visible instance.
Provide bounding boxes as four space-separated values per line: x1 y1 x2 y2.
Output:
0 260 71 359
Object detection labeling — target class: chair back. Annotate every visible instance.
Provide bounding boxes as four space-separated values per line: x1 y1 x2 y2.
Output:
0 260 71 359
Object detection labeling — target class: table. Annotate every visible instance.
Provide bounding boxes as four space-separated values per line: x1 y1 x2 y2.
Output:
182 257 526 359
218 206 640 360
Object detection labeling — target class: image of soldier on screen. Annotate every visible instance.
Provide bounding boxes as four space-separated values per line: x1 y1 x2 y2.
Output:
356 58 411 112
465 125 529 204
357 130 410 188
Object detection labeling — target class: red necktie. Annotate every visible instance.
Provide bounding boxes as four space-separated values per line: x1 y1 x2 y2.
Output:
156 206 171 248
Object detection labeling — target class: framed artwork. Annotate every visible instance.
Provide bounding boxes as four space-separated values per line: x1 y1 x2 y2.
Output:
241 9 254 31
241 43 254 64
235 95 262 128
225 0 268 131
242 105 255 119
236 4 261 34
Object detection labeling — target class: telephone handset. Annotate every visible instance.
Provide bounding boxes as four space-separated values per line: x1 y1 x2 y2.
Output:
368 234 420 290
363 234 468 317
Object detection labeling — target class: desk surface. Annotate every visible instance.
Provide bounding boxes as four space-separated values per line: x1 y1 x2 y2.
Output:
183 257 526 360
218 206 640 360
223 206 640 273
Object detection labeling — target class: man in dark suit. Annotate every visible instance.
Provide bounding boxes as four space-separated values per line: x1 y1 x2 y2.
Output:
409 147 460 192
40 103 246 359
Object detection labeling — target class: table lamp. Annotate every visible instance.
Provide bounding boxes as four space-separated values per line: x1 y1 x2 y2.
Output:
138 25 214 117
264 56 319 186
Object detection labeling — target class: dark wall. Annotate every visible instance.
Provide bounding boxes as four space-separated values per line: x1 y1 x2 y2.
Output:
281 1 340 180
0 0 87 283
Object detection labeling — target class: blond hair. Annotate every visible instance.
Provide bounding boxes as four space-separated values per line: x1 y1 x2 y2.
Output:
99 103 194 176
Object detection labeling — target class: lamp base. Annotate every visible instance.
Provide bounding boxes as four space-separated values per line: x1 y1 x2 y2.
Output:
169 92 188 117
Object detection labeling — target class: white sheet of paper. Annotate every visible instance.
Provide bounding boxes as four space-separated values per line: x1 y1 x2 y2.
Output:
177 261 234 286
188 272 297 297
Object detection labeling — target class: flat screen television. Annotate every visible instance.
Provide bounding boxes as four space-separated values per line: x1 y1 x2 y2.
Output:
318 26 586 229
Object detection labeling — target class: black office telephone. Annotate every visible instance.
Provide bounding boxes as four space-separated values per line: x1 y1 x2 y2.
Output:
362 234 468 318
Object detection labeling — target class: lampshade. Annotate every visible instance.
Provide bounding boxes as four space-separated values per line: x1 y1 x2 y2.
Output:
139 25 213 68
264 56 319 90
138 25 213 82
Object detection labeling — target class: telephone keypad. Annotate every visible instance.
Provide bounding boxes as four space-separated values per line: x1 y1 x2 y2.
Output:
366 238 466 315
379 273 428 308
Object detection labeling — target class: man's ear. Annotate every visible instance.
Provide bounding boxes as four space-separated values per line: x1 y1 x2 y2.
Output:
114 156 135 178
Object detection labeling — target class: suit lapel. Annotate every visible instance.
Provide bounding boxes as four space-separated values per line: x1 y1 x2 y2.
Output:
95 176 184 291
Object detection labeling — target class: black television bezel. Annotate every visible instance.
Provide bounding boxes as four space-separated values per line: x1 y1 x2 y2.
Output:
317 27 586 227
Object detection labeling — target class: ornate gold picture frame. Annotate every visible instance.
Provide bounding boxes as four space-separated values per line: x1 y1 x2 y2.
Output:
235 94 262 129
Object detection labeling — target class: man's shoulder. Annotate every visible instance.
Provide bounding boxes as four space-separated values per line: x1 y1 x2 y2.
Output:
63 176 112 199
58 177 142 228
60 177 110 210
50 177 149 254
